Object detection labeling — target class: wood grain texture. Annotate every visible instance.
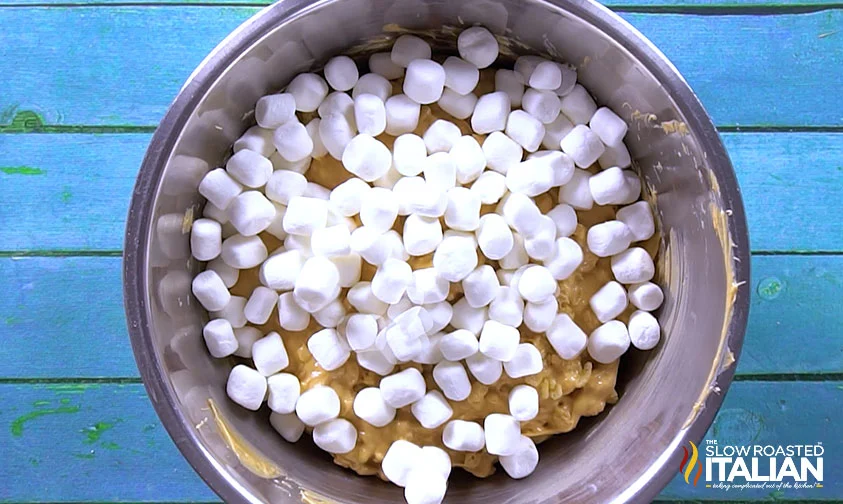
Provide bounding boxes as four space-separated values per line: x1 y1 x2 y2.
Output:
0 381 838 502
0 9 841 127
1 255 841 378
2 133 841 252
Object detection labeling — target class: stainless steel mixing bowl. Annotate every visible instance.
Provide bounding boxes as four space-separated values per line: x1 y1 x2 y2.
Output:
124 0 751 502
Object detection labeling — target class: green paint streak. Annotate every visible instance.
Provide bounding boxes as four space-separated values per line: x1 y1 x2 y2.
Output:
101 441 120 450
81 421 114 444
73 452 96 460
757 277 783 300
47 383 95 394
60 187 72 203
0 166 44 175
29 457 39 467
4 316 20 325
32 400 50 407
10 405 80 437
59 398 70 404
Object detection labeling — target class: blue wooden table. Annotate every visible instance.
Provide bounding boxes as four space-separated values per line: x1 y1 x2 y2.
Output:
0 0 841 502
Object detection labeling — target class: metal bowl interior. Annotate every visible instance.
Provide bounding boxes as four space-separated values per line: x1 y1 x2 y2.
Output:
123 0 751 502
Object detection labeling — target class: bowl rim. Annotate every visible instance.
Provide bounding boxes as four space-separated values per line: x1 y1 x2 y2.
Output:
123 0 751 502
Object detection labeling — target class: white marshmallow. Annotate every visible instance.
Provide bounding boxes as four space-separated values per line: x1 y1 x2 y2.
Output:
443 420 485 452
588 320 631 363
270 412 305 443
353 387 396 427
499 435 539 479
433 360 472 401
343 313 378 351
273 121 314 163
450 298 488 335
277 291 311 331
589 166 629 206
442 56 479 95
260 249 305 291
590 107 628 145
252 331 290 376
611 247 655 284
191 218 222 261
226 364 267 411
422 446 454 481
433 232 478 282
266 373 300 414
617 201 655 242
324 55 359 91
524 216 557 261
444 187 481 231
524 297 557 333
358 188 398 232
350 94 386 137
234 125 274 157
628 309 661 350
319 112 355 160
547 203 578 237
228 191 276 237
244 286 278 325
313 298 347 328
587 220 633 257
226 149 273 188
283 196 329 236
233 326 261 358
628 282 664 311
385 94 421 135
471 91 510 134
385 306 433 361
561 125 605 168
507 158 555 198
392 134 426 178
476 213 513 261
307 328 350 371
598 140 632 169
400 214 441 257
449 136 485 184
200 168 243 210
221 234 268 269
482 131 522 174
392 176 426 216
506 110 545 153
405 470 447 504
296 385 341 426
488 284 524 328
542 113 575 150
457 26 498 68
438 89 478 120
620 170 642 204
372 258 412 304
380 368 426 407
404 59 446 105
202 319 238 358
347 281 388 315
313 418 357 454
495 69 524 108
212 296 247 329
517 265 557 303
440 329 480 361
423 119 461 154
287 73 329 112
590 280 628 323
265 170 307 206
411 390 454 429
423 152 457 192
369 52 404 80
192 270 230 311
407 268 449 305
293 256 341 313
503 343 543 378
479 320 520 361
498 192 540 235
383 440 423 487
414 331 445 365
513 55 543 84
499 232 529 270
264 202 289 240
462 265 500 308
202 201 229 225
470 170 507 204
465 351 503 385
318 91 355 125
558 168 594 210
554 63 578 97
522 89 561 124
391 34 432 67
424 301 453 335
356 348 396 375
310 224 352 258
329 178 370 217
272 150 311 174
509 384 539 421
530 150 575 186
530 60 562 90
560 84 597 125
353 73 392 102
305 181 331 199
484 413 521 456
341 134 392 182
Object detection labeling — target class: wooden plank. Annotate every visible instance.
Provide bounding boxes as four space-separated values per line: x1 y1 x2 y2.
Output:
1 255 841 379
0 9 841 127
2 132 842 252
0 381 837 502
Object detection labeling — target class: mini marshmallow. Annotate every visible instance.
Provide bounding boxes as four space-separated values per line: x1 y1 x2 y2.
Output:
518 265 557 303
506 110 545 152
457 26 498 68
283 196 329 236
411 390 454 429
252 331 290 376
319 113 355 160
449 136 485 184
221 234 268 269
470 171 507 204
444 187 481 231
479 320 520 361
442 56 479 96
509 384 539 421
443 420 485 451
350 94 386 137
313 298 347 328
245 286 278 325
265 170 307 206
318 91 355 124
620 170 642 204
358 188 399 232
498 192 541 235
270 412 305 443
393 176 426 215
530 60 562 90
450 298 488 335
391 34 432 67
423 120 461 154
617 201 655 242
414 331 445 365
483 132 523 175
342 134 392 182
488 285 524 328
561 125 605 168
260 249 305 290
277 292 311 331
423 152 457 192
542 113 575 150
471 91 510 134
287 73 329 112
590 280 628 323
203 319 238 358
305 181 331 198
522 89 561 124
191 218 222 261
529 150 575 186
499 435 539 479
234 125 275 157
202 201 229 225
380 368 426 408
271 150 311 175
476 214 513 261
440 329 480 361
347 281 389 316
293 256 341 313
353 387 396 427
310 224 352 258
200 168 243 210
382 440 423 487
392 134 427 178
598 140 632 169
324 55 359 91
513 54 543 84
226 364 267 411
212 296 247 329
433 360 472 401
226 149 273 188
628 282 664 311
357 348 396 376
407 268 449 305
313 418 357 454
401 214 442 257
503 343 543 378
372 258 413 304
626 310 660 352
273 121 313 163
438 89 478 120
588 320 631 363
329 177 371 217
228 191 276 237
267 373 300 414
343 313 378 351
484 413 521 456
589 167 629 206
464 353 502 387
192 270 231 311
433 232 478 282
233 326 261 358
404 59 446 105
404 471 446 504
385 306 433 361
296 385 341 426
353 73 392 102
547 203 578 237
369 52 404 80
495 69 524 108
499 232 529 270
524 216 557 261
611 247 655 284
284 230 313 254
558 168 594 210
555 63 578 97
385 94 421 135
524 297 557 333
507 158 555 198
307 328 350 370
265 202 288 240
560 84 597 125
587 220 633 257
462 265 500 308
590 106 628 145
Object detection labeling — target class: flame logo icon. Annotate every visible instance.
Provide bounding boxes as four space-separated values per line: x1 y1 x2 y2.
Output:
679 441 703 486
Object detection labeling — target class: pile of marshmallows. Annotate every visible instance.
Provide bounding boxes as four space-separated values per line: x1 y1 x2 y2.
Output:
190 26 664 504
